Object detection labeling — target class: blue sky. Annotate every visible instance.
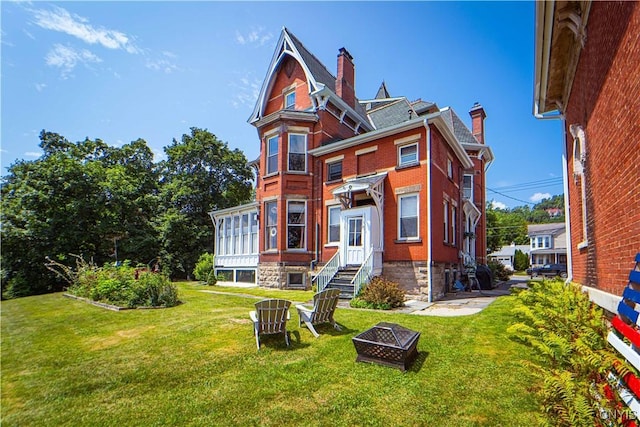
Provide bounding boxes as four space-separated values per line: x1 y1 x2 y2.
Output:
1 1 564 209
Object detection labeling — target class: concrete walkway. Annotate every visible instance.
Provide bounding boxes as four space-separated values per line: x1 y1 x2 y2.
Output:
207 276 527 317
396 276 525 316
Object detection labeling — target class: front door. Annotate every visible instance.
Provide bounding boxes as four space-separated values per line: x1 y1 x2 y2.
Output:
346 216 364 265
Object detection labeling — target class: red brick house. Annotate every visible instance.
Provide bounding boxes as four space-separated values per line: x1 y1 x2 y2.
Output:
533 1 640 310
211 28 493 301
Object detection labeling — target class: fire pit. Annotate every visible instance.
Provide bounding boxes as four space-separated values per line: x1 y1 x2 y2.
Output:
352 322 420 371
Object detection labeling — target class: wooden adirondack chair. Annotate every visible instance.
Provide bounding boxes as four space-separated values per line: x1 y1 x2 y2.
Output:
295 288 342 338
250 299 291 350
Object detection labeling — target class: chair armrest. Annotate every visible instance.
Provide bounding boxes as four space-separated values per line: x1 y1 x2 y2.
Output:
249 311 258 322
295 304 313 314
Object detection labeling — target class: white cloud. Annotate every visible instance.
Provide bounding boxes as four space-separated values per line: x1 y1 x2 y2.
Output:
31 5 140 53
45 44 102 78
35 83 47 92
145 58 179 74
24 151 42 158
230 73 261 108
235 27 273 47
491 200 508 210
530 192 551 203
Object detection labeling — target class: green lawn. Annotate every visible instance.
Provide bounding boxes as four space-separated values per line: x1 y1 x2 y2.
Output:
2 283 539 426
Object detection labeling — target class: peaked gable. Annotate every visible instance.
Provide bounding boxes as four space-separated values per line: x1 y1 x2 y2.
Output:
248 28 371 131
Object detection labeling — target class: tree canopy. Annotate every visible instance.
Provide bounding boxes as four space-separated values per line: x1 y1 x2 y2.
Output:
486 195 565 254
1 128 253 297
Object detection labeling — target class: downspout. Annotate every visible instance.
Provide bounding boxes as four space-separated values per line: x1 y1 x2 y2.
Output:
561 119 573 284
425 121 433 303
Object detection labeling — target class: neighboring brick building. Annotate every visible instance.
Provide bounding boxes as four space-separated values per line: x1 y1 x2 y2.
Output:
211 28 493 301
533 1 640 309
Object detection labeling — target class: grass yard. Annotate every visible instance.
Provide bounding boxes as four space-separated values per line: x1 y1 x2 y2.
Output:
2 283 539 426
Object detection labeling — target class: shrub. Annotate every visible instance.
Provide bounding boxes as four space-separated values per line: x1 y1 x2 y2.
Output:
193 253 216 285
514 249 529 272
507 280 630 426
62 258 179 308
350 276 405 310
487 259 510 282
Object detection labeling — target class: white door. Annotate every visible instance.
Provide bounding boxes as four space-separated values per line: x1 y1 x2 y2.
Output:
346 216 364 265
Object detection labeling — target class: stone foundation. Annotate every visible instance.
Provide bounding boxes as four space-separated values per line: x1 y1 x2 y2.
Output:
257 263 311 290
382 261 460 301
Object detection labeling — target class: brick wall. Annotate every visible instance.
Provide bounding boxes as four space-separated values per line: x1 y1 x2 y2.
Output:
564 1 640 294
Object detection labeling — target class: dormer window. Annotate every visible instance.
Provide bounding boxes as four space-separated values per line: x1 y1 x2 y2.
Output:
285 90 296 109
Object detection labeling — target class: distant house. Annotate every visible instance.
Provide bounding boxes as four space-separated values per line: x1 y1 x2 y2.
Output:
488 244 530 271
545 208 562 218
209 27 493 301
527 223 567 266
533 1 640 310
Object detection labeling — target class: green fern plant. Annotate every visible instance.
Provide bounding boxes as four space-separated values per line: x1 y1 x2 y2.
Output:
508 280 635 426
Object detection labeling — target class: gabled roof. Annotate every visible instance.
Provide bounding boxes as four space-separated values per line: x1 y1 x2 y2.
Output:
527 223 566 236
248 28 371 129
367 98 416 129
440 106 495 165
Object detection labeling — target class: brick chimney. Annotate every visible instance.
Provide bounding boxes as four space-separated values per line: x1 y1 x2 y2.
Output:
336 47 355 108
469 102 487 144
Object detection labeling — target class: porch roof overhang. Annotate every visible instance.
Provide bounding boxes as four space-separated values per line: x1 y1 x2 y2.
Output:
332 172 387 196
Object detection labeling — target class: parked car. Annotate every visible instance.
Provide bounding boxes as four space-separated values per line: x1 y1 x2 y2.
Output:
526 263 568 278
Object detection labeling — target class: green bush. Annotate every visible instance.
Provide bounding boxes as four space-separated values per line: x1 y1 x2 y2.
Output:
67 261 179 308
350 276 405 310
514 249 529 271
507 280 631 426
487 259 510 282
193 253 216 285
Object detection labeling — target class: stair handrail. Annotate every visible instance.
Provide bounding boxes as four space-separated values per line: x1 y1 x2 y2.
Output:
313 250 340 293
351 249 374 297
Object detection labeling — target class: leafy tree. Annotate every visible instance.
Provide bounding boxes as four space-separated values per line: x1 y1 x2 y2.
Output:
157 128 252 279
514 249 529 271
1 131 160 298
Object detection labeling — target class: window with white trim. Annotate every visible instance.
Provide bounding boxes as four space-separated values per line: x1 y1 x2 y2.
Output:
288 272 304 287
447 158 453 179
288 133 306 172
250 212 258 254
398 194 419 239
265 201 277 250
451 205 457 246
287 200 306 249
463 174 473 200
284 90 296 109
267 135 278 175
398 143 418 167
328 205 341 244
443 201 449 243
241 214 249 254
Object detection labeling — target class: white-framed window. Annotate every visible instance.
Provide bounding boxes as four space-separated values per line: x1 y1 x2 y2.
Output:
398 143 418 167
224 217 232 254
463 174 473 200
250 212 258 254
233 215 240 253
447 158 453 179
288 133 306 172
265 201 277 250
327 205 341 244
287 200 306 249
327 160 342 182
241 214 249 255
267 135 279 175
398 194 419 239
443 201 449 243
217 219 225 256
284 90 296 109
570 124 589 248
451 205 457 246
